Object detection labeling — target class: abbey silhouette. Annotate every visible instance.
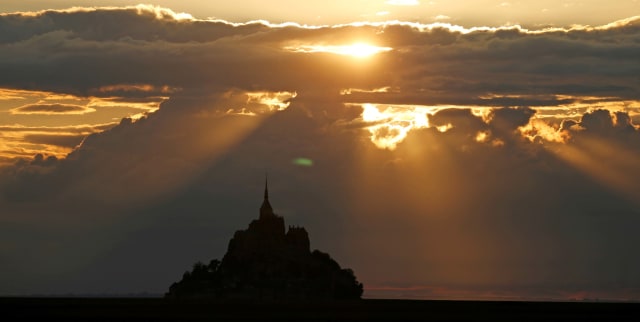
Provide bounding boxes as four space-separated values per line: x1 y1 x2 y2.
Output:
166 178 363 300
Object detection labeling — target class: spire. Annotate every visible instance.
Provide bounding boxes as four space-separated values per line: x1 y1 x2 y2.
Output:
260 174 273 218
264 173 269 201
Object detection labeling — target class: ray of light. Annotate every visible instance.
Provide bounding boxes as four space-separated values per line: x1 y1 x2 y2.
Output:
548 136 640 204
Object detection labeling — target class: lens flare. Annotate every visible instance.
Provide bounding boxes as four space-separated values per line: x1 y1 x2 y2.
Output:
293 158 314 167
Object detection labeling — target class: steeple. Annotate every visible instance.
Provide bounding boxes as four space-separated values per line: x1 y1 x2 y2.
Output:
259 174 273 219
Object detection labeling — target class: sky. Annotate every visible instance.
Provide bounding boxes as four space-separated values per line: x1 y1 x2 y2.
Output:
0 1 639 300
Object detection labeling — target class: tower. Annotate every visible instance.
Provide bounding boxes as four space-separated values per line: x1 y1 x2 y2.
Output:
259 174 274 219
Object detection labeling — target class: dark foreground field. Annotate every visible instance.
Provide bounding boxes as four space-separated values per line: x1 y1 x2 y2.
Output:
2 297 639 321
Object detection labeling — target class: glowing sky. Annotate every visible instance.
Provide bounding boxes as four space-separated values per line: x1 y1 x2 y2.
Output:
1 0 638 27
1 1 640 301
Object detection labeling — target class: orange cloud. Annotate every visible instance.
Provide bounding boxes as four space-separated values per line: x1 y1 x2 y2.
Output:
10 103 95 115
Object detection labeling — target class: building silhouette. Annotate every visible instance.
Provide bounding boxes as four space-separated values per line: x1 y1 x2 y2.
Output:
166 178 363 300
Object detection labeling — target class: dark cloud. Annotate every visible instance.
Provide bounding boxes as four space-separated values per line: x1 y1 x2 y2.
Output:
430 108 487 133
488 106 536 143
0 123 115 134
11 103 93 114
490 107 535 130
0 7 637 105
30 153 58 167
0 6 267 44
562 109 640 146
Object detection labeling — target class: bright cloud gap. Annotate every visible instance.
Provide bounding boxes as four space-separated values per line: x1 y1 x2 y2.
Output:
356 103 433 150
225 90 297 116
353 102 640 150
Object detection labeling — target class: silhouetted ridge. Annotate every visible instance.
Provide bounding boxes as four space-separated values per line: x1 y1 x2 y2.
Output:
166 180 363 300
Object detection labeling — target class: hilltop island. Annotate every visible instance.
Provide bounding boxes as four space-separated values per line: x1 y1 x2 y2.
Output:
166 179 363 300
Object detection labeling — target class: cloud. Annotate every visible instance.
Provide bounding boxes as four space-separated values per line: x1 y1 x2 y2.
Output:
488 106 536 140
94 84 178 96
0 123 115 134
0 86 168 159
1 6 638 102
0 123 117 160
22 134 86 148
10 103 94 115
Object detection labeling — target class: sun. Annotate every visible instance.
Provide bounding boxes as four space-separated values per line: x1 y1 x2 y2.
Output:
284 43 392 58
333 43 392 58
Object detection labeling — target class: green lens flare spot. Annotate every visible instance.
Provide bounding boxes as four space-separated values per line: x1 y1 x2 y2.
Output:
293 158 313 167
